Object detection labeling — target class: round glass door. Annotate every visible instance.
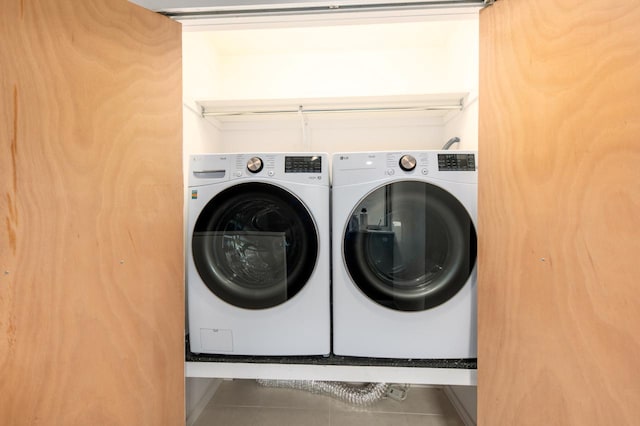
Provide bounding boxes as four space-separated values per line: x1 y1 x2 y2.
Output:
192 182 318 309
343 181 476 312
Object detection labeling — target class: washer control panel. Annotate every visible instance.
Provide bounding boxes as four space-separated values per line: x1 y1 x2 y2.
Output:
284 156 322 173
228 153 327 184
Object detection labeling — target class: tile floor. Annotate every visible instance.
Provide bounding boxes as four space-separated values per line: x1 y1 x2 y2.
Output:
193 379 465 426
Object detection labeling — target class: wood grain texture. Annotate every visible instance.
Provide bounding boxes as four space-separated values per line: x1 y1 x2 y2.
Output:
0 1 183 424
478 0 640 425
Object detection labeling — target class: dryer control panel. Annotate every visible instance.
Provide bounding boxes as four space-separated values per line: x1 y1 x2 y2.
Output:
437 153 476 171
332 150 477 186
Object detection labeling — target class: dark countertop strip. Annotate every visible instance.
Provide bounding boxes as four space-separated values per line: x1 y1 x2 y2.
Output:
186 340 476 370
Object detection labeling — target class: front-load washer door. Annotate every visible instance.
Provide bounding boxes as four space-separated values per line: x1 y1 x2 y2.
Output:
343 180 476 312
192 182 318 309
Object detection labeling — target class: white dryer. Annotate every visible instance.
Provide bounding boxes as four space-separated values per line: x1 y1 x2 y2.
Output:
332 151 477 359
187 153 330 356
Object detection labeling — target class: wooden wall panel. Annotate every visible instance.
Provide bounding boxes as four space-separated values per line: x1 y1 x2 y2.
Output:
0 1 183 424
478 0 640 425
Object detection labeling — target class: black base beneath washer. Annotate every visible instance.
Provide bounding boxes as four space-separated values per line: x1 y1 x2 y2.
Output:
186 336 477 370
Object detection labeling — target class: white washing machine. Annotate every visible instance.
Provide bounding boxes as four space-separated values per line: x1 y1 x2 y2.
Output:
332 151 477 359
187 153 330 356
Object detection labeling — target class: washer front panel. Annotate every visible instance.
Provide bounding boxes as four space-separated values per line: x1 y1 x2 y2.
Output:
187 153 330 356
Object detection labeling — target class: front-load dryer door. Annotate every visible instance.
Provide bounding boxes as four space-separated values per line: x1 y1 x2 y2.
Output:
192 182 318 309
343 180 476 312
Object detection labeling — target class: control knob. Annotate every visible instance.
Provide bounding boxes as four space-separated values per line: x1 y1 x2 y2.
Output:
246 157 264 173
399 154 417 171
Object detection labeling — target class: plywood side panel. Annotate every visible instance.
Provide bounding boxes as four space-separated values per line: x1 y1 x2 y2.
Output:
478 1 640 425
0 1 183 424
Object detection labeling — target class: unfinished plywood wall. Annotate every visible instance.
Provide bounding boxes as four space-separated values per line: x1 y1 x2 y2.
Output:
0 0 184 424
478 0 640 424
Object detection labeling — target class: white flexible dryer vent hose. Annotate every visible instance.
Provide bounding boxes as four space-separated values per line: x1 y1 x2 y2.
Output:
256 379 392 406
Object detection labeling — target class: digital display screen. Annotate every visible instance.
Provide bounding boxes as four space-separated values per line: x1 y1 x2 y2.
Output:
285 156 322 173
438 154 476 171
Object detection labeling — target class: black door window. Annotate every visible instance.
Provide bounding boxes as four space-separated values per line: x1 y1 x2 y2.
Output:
343 181 476 311
193 182 318 309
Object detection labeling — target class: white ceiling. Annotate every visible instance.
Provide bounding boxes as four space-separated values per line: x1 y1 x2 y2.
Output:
195 18 475 55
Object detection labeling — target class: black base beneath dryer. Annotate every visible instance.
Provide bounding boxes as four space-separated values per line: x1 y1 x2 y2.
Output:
185 335 477 370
